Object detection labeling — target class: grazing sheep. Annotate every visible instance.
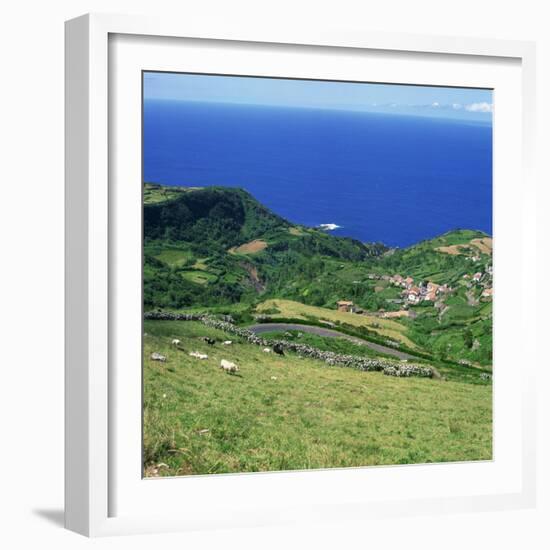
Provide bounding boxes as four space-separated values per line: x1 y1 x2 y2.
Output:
270 376 278 381
262 347 272 353
272 343 285 356
150 352 167 362
143 312 436 379
222 340 233 346
189 351 208 360
171 339 181 346
220 359 239 374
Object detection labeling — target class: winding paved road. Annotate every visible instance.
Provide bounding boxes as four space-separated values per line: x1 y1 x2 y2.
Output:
247 323 415 360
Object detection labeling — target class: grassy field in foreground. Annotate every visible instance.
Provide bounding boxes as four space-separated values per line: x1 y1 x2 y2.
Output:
143 320 492 476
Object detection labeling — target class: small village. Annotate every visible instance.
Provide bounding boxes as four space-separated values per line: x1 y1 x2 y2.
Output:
337 264 493 318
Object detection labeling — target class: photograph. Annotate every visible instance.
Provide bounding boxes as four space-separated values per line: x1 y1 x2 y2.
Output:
142 72 493 477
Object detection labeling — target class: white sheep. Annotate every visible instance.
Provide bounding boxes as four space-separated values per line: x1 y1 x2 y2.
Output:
262 347 272 353
220 359 239 374
150 352 166 362
171 338 181 346
189 351 208 360
222 340 233 346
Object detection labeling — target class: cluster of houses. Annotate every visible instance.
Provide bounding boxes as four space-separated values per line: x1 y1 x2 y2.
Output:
336 276 452 316
481 287 493 299
388 274 451 305
336 264 494 316
462 267 493 300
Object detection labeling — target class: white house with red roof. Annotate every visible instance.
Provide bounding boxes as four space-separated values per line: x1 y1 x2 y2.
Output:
406 286 421 304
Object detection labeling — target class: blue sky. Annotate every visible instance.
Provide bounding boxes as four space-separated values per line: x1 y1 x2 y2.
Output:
144 72 493 123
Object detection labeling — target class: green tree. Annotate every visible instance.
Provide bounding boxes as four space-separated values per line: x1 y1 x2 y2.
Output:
463 328 474 349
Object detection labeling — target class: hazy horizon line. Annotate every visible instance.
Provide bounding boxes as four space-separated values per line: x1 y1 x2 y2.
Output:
144 97 493 126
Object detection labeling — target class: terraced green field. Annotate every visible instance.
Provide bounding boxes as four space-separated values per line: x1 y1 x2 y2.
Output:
256 299 417 348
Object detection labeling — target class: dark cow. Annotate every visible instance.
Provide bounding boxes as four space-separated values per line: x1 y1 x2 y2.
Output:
272 343 285 356
202 337 216 346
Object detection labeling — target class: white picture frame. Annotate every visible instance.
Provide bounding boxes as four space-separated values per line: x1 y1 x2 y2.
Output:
65 13 537 537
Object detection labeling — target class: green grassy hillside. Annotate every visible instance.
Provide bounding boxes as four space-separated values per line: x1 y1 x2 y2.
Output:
143 183 387 310
375 229 491 283
143 183 493 367
144 183 291 248
256 298 417 348
144 320 492 476
376 231 493 366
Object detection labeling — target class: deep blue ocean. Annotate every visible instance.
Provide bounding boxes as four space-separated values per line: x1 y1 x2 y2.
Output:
144 100 492 248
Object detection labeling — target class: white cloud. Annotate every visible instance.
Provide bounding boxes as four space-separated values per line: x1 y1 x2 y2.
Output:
465 102 493 113
431 102 440 107
452 103 462 110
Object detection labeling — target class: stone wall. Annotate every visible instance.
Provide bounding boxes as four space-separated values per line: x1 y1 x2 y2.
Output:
144 311 435 379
